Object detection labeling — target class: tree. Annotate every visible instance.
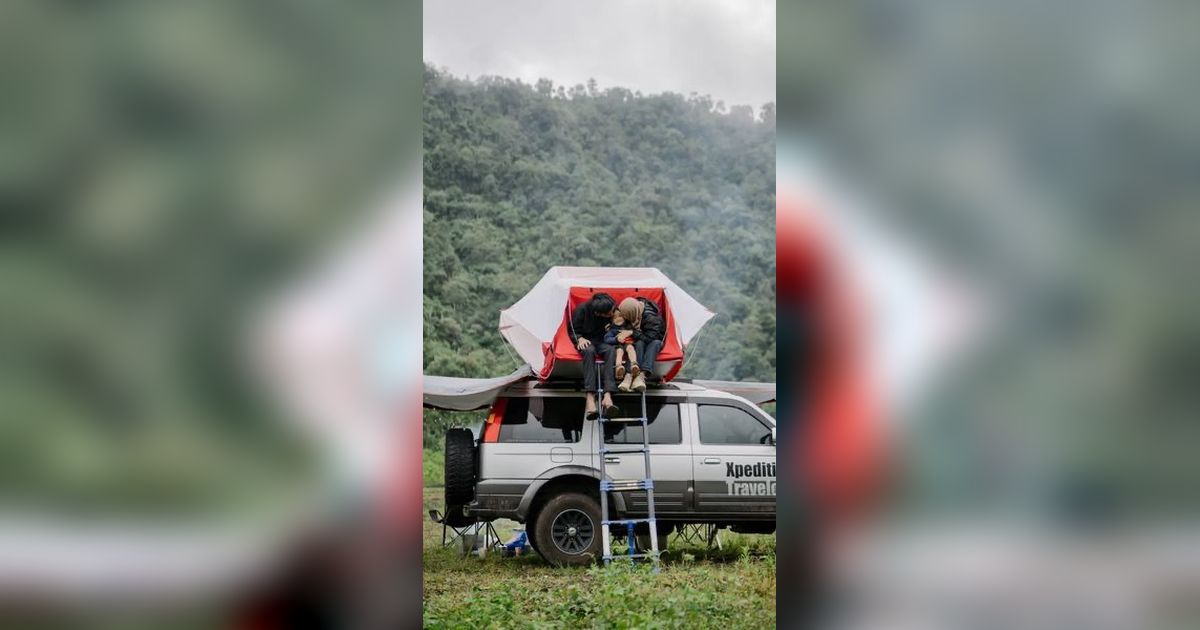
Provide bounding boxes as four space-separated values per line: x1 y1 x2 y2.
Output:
423 65 776 449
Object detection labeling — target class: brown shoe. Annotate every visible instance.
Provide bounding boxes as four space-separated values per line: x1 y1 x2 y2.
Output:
615 365 626 380
629 363 641 378
632 373 647 392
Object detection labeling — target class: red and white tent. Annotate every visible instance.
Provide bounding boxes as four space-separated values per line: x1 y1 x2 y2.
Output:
499 267 716 382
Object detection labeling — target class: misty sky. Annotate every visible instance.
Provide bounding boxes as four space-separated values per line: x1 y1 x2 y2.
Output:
424 0 775 109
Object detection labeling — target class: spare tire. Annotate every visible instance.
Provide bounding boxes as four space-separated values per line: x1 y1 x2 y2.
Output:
443 428 477 526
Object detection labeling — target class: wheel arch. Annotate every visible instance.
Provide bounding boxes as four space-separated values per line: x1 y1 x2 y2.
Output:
517 466 626 522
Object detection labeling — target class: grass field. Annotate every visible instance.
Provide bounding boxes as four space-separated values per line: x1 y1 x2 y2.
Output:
423 486 776 629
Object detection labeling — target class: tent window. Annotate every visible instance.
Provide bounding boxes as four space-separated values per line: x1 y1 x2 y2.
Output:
604 397 681 445
498 397 584 443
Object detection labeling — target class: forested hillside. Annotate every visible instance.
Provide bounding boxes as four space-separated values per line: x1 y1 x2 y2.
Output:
423 66 776 390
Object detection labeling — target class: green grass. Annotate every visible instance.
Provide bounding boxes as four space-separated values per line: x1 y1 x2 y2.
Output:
425 448 445 487
423 487 776 629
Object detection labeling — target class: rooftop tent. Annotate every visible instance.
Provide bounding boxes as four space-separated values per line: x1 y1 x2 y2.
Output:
499 267 715 382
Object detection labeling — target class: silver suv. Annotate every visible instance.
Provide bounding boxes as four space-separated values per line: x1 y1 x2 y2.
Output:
442 380 777 566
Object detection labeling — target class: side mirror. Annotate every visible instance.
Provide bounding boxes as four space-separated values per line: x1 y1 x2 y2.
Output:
770 427 776 445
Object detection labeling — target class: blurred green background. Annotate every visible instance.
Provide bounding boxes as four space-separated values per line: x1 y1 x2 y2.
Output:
779 1 1200 520
1 1 423 516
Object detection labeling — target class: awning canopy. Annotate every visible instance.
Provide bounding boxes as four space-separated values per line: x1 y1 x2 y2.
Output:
423 365 535 411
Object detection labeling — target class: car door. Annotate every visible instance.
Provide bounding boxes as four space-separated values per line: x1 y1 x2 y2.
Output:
600 394 690 516
689 401 777 517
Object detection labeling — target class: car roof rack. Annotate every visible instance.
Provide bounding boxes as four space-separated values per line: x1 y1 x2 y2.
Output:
532 379 679 388
513 379 693 392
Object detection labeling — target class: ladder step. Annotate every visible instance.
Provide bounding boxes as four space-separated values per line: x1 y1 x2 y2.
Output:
599 446 649 455
597 392 660 568
600 479 654 492
603 518 655 526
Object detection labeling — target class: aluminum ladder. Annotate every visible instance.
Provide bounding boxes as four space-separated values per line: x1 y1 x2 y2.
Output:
595 369 661 570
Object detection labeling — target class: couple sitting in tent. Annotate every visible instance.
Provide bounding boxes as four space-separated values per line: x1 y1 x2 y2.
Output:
568 292 665 419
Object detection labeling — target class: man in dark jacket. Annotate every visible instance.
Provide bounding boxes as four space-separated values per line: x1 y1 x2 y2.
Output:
568 292 618 418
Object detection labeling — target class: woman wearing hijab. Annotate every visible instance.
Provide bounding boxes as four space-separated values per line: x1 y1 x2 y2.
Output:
615 296 666 392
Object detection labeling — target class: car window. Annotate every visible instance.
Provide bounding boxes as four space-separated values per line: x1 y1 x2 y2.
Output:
498 397 583 443
698 404 772 445
604 397 681 445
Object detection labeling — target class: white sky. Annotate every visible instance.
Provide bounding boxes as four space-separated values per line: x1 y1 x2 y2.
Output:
424 0 776 108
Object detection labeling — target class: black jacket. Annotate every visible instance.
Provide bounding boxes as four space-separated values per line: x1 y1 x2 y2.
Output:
568 302 609 346
633 297 666 342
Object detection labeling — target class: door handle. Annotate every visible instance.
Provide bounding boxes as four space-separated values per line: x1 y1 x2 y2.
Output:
605 456 620 464
702 457 721 464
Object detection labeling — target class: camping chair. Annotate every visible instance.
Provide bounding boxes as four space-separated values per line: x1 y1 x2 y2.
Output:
674 523 722 550
428 510 503 555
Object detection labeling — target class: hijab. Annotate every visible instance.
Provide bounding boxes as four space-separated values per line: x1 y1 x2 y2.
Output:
616 297 645 331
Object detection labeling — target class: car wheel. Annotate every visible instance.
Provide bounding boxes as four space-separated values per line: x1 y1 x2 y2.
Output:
441 504 474 528
534 492 602 567
443 428 477 526
524 523 544 560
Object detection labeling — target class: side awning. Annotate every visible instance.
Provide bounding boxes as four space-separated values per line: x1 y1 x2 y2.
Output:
423 365 535 411
691 380 776 405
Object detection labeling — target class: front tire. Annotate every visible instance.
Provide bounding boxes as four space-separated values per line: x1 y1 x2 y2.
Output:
525 524 544 561
533 492 602 567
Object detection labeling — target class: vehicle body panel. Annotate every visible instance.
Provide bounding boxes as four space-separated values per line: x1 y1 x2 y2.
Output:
469 383 776 526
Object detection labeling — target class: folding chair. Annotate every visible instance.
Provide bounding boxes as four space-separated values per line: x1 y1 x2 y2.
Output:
428 510 504 555
674 523 722 550
429 509 468 548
